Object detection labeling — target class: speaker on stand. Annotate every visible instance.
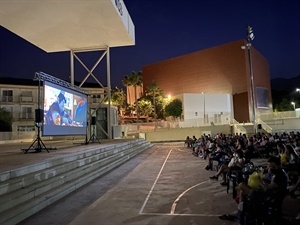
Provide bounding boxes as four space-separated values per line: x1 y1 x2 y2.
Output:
86 116 101 144
35 109 44 123
23 108 50 153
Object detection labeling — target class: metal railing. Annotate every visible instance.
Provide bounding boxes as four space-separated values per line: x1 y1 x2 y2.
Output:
257 118 273 134
0 95 37 104
231 119 247 134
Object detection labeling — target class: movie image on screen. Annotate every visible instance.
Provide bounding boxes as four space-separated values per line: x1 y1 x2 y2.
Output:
43 81 88 136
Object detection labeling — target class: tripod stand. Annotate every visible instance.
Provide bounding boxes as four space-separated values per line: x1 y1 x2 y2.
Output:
23 123 49 153
86 124 101 144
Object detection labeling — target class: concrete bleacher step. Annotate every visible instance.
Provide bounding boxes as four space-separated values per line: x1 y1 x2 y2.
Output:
0 139 152 225
0 142 146 211
0 139 148 193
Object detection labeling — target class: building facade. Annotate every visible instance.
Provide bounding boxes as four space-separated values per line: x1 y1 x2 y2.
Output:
0 83 38 134
0 78 118 139
142 39 273 123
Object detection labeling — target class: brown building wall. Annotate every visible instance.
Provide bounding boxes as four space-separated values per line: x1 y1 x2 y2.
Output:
142 40 272 122
143 40 248 96
233 92 250 123
251 48 273 111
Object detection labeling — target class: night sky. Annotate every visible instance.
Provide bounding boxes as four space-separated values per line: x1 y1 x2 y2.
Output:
0 0 299 88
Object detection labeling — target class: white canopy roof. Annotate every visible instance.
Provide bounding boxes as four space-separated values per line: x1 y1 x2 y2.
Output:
0 0 135 52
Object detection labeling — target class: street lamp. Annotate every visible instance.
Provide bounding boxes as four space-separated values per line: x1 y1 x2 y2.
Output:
295 88 300 109
202 92 206 124
241 25 256 134
291 102 296 110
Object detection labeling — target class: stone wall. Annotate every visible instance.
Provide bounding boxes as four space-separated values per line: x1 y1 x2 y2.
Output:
143 125 232 142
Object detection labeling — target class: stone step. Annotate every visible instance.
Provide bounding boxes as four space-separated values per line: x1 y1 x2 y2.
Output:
0 139 152 225
0 140 150 213
0 140 142 196
0 141 139 183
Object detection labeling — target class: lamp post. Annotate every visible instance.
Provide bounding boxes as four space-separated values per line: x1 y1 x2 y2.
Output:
291 102 296 110
202 92 206 124
297 88 300 108
242 25 256 134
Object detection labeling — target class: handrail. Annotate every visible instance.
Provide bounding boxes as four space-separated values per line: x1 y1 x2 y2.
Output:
257 118 273 134
231 119 247 134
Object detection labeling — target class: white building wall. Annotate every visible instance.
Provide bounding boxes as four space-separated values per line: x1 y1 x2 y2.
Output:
183 93 233 118
176 93 233 127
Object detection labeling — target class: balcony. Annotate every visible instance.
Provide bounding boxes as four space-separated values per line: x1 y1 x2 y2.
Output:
20 96 33 103
0 95 37 104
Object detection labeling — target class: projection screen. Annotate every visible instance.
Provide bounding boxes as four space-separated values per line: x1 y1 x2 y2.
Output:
43 81 88 136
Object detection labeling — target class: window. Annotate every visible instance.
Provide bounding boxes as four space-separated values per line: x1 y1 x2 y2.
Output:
2 90 13 102
91 94 102 103
21 107 33 119
17 125 35 132
256 87 270 109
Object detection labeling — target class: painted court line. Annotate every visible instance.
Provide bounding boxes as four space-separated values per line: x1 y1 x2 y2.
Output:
139 147 222 217
139 212 219 217
170 180 209 214
175 147 186 152
139 148 173 214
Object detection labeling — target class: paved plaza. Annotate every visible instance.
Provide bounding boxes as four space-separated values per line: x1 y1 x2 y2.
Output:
2 141 243 225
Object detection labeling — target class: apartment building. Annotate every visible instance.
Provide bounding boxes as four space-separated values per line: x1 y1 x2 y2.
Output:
0 78 109 135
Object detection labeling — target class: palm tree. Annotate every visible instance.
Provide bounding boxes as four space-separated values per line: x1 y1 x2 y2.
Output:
122 71 143 120
145 82 164 120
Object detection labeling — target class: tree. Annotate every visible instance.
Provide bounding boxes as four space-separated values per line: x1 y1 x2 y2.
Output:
111 87 126 115
0 108 12 132
136 98 153 122
122 71 143 120
144 82 164 120
165 99 183 119
274 98 295 112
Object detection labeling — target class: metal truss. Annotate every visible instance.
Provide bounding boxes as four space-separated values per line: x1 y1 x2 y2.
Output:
34 71 86 94
69 47 112 139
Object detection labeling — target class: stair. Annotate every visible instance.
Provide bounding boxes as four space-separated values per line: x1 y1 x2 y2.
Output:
0 138 152 225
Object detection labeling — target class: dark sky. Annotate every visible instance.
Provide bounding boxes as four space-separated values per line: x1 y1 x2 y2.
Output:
0 0 299 88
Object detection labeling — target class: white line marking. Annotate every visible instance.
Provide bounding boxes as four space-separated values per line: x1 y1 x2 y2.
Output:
139 148 173 214
140 212 219 217
175 148 186 152
170 180 209 214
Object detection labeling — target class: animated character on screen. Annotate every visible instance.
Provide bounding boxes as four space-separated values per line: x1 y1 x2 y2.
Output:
74 96 87 126
45 92 72 125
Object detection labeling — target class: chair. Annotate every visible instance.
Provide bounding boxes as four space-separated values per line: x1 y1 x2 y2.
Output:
227 162 255 198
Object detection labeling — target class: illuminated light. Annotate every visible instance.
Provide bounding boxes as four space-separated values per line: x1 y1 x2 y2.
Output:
291 102 296 110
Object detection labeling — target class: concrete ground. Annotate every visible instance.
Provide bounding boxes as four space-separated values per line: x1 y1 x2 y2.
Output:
1 141 248 225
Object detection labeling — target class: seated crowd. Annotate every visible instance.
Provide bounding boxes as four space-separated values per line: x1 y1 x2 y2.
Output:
185 131 300 224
